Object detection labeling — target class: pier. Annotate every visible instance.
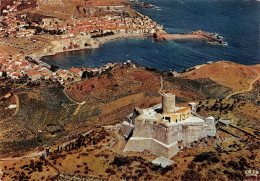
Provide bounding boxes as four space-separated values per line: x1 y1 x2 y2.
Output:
155 30 227 45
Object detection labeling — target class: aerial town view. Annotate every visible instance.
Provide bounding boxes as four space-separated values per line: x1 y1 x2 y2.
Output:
0 0 259 180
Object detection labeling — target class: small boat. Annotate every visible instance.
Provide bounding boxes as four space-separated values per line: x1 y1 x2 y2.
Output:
222 42 228 46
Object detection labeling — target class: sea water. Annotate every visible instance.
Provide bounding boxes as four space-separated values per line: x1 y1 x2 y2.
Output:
42 0 260 72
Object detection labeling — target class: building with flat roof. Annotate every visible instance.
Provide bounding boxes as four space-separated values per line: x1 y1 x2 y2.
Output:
121 91 217 158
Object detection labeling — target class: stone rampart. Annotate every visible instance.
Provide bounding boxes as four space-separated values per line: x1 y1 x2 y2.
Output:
123 118 216 158
124 137 179 158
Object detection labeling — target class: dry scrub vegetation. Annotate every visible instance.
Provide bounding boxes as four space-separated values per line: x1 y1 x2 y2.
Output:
0 61 259 180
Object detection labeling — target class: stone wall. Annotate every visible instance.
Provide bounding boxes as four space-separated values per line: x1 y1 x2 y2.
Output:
31 35 98 61
124 137 180 158
49 35 96 54
123 117 216 158
121 121 134 137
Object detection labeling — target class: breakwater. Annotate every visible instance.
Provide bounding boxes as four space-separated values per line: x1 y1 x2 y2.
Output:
155 30 227 45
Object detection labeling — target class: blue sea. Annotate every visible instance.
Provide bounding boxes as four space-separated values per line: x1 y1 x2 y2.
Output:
42 0 260 72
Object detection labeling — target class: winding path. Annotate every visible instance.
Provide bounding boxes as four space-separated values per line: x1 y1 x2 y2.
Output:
158 76 164 95
63 87 80 104
63 87 85 115
0 151 45 161
226 69 260 99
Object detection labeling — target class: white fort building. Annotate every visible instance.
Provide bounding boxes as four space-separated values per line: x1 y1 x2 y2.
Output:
121 90 217 158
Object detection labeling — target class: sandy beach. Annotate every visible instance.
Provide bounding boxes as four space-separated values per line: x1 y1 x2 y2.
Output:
96 33 148 44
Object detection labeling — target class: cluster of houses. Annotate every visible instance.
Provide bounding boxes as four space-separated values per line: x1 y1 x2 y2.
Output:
0 49 118 85
0 0 165 85
0 6 163 38
0 14 36 37
67 14 162 37
1 0 36 16
1 1 19 15
29 12 163 40
0 49 118 84
0 0 164 39
0 13 68 38
0 52 49 80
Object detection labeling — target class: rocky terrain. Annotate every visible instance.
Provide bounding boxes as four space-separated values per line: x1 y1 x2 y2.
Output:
0 61 259 180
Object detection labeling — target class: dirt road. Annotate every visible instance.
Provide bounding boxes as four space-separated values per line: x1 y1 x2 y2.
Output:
226 69 260 99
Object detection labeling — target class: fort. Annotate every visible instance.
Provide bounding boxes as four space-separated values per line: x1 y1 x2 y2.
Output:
121 90 217 158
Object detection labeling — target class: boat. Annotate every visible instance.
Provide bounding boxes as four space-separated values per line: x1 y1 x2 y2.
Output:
221 42 228 46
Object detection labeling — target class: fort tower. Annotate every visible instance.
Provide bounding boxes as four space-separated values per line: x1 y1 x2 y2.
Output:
162 92 175 114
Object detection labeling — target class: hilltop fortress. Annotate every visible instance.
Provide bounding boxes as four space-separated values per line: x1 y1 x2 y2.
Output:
121 91 217 158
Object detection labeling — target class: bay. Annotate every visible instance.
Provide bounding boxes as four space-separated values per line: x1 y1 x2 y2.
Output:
42 0 260 72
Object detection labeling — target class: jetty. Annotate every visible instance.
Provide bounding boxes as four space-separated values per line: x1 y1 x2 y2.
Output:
130 0 159 9
155 30 227 45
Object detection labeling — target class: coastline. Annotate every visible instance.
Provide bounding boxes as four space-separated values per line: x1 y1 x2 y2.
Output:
33 32 148 65
35 30 227 70
0 0 258 84
95 32 149 45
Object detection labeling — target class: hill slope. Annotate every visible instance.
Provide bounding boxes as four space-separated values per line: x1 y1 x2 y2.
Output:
177 61 260 93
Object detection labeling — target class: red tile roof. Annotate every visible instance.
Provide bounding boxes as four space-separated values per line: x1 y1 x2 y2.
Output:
70 67 81 74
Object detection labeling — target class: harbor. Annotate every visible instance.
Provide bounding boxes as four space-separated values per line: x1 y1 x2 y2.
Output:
155 30 227 45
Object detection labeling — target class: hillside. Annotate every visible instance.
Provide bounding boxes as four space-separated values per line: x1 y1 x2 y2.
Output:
177 61 260 94
0 62 233 155
0 62 259 180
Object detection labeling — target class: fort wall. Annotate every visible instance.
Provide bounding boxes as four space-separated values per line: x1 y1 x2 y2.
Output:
124 137 180 158
123 118 216 158
122 95 217 158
